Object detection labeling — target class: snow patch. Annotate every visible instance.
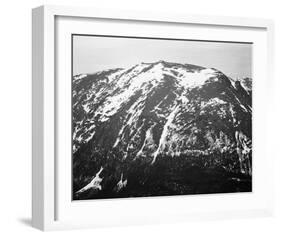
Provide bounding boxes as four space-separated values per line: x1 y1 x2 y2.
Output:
74 74 87 81
116 173 127 192
136 124 156 158
175 68 218 89
152 104 180 164
76 167 104 194
82 103 91 113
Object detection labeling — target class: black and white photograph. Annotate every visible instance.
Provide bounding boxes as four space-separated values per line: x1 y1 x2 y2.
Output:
72 35 252 200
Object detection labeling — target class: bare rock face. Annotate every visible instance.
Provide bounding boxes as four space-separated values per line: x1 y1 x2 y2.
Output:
72 61 252 200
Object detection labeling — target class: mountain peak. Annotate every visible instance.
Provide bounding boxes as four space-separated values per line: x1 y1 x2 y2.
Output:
72 60 252 199
73 61 251 158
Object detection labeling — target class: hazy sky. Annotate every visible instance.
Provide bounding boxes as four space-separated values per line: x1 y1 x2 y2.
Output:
73 35 252 79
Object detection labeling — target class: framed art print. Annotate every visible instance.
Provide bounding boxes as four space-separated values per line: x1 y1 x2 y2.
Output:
32 5 274 231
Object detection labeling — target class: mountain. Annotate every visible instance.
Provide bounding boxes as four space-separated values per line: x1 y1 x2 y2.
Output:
72 61 252 200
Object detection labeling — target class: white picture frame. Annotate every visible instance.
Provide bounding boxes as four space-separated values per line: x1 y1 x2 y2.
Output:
32 5 274 231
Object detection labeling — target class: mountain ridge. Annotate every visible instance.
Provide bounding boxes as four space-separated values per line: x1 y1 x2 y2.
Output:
73 61 251 159
72 61 252 199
